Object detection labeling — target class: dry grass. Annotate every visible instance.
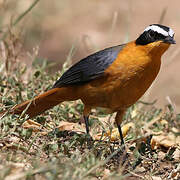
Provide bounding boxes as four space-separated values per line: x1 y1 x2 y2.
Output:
0 1 179 179
0 34 179 180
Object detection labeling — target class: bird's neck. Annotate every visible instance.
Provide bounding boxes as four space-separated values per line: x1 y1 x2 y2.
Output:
143 41 170 59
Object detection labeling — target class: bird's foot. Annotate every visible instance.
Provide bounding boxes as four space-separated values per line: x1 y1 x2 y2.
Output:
85 133 94 149
117 144 129 165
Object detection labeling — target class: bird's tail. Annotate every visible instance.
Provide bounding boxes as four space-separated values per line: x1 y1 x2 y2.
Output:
0 87 78 118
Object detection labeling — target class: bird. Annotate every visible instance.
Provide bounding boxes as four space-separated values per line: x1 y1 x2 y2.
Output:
0 24 175 145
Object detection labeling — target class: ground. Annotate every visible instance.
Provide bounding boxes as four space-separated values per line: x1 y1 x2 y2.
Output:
0 1 179 179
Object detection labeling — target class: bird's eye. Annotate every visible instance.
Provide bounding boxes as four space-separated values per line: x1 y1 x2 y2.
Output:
149 30 155 37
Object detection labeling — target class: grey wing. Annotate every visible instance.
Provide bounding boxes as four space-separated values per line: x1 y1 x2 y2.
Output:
53 44 125 88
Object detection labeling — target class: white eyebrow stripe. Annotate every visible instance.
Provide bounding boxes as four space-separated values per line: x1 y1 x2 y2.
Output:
144 25 168 36
168 28 174 37
144 25 174 37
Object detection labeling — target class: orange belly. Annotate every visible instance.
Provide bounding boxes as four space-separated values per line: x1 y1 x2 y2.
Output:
78 42 164 111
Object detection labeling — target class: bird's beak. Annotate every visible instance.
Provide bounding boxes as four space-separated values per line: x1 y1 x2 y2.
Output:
163 36 176 44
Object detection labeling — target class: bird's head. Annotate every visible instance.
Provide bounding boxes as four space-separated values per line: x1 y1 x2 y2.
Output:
135 24 175 55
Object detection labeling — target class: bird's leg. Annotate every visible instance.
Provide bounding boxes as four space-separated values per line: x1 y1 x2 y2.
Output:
117 123 124 145
84 115 90 134
83 106 91 135
115 110 129 164
115 110 126 146
83 106 93 147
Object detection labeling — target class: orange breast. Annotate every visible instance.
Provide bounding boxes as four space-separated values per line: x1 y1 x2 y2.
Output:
79 41 170 111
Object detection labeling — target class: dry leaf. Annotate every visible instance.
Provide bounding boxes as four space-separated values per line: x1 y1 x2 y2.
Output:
22 120 41 132
57 121 85 133
94 122 134 141
168 164 180 179
151 133 177 149
173 148 180 161
151 176 162 180
102 169 111 180
160 119 168 125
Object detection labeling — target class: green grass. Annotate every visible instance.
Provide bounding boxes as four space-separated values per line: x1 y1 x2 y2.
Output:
0 52 179 179
0 1 179 179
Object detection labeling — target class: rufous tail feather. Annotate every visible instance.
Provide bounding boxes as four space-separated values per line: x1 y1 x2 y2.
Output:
0 87 77 118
